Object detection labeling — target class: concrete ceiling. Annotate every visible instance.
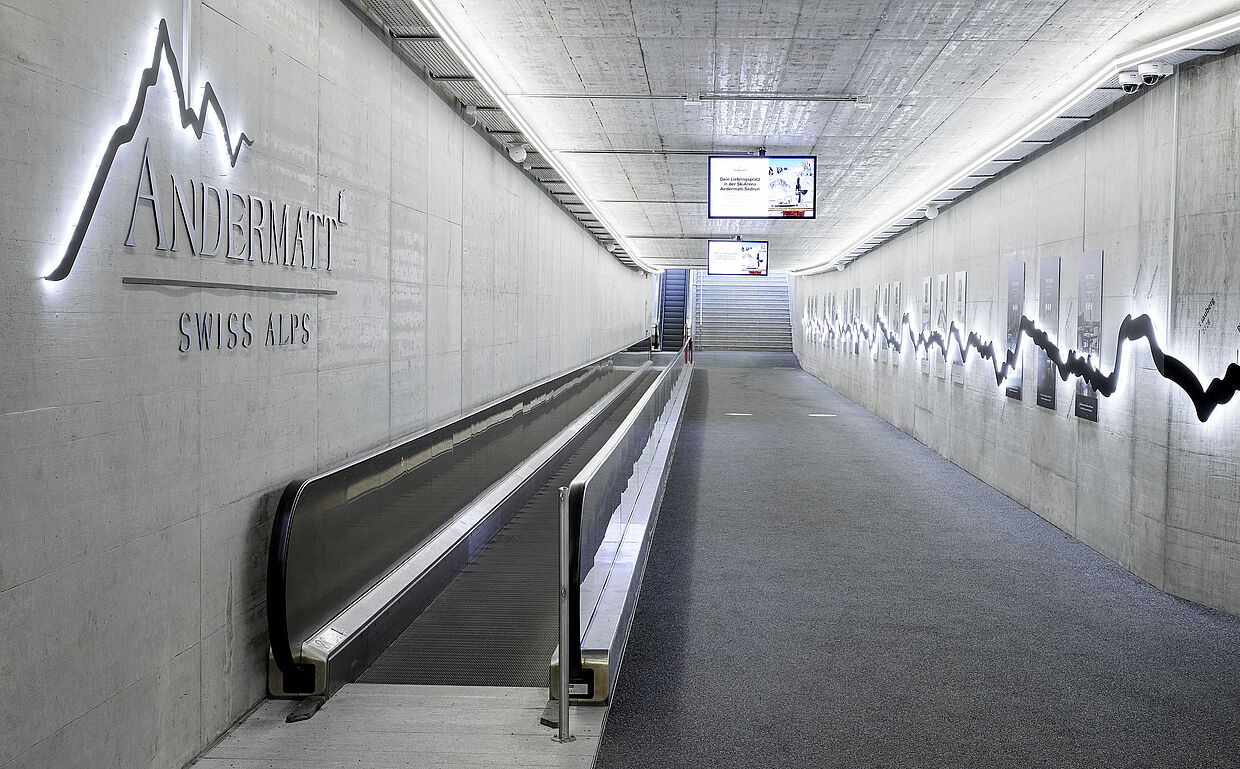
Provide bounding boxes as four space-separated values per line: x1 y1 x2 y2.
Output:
423 0 1240 272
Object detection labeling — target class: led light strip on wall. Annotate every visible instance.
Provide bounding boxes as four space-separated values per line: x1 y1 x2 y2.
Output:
790 10 1240 277
802 310 1239 422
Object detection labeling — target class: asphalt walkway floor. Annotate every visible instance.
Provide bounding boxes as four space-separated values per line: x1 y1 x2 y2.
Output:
594 351 1240 768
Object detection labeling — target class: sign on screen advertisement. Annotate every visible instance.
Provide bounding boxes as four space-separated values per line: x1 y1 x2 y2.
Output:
708 156 816 218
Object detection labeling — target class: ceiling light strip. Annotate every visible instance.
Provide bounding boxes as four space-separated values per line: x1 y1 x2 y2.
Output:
517 92 857 103
408 0 658 273
791 9 1240 276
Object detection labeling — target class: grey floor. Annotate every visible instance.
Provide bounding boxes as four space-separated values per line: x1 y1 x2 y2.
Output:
595 351 1240 768
194 684 601 768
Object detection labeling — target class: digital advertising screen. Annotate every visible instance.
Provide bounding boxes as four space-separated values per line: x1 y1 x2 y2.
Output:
708 155 816 219
707 239 769 276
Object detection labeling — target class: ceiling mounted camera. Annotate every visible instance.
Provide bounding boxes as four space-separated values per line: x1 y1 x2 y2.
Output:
1118 70 1144 94
1138 61 1174 85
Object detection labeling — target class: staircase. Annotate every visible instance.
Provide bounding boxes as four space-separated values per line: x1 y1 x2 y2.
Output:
693 272 793 351
659 269 688 350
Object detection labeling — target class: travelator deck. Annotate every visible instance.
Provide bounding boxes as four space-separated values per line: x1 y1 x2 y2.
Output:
359 371 657 686
267 349 683 701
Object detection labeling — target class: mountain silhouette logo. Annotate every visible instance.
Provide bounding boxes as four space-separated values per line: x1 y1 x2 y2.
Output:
45 18 253 282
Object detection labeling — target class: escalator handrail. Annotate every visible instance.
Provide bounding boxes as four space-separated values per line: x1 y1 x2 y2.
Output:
267 479 317 693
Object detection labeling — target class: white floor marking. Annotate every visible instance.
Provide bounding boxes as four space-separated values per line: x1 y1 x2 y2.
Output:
809 413 837 417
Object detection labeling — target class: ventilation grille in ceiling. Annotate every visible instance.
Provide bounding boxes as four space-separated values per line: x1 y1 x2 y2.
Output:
357 0 635 268
367 0 435 35
399 39 468 78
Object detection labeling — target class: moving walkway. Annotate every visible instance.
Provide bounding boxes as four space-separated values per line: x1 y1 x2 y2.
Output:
267 343 690 710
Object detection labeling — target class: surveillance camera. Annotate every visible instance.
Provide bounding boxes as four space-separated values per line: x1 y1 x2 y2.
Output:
1138 62 1173 85
924 204 939 220
1118 71 1143 94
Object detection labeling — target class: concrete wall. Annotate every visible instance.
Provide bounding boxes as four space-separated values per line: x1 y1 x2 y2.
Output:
0 0 648 766
794 50 1240 618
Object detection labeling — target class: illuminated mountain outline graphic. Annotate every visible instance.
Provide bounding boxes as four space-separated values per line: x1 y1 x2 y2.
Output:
45 18 253 282
805 312 1240 422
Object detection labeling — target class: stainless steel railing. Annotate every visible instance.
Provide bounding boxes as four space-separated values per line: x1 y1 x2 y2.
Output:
555 338 691 738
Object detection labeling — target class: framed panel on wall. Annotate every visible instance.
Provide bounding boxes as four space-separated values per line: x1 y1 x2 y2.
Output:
882 282 891 361
1006 262 1025 400
952 271 967 380
854 287 862 355
873 284 881 360
936 274 949 379
1076 250 1104 421
892 281 901 367
828 292 836 346
921 276 931 374
1037 256 1061 410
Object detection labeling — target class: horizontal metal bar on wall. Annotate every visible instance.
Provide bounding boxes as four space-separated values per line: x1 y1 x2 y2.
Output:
121 277 338 296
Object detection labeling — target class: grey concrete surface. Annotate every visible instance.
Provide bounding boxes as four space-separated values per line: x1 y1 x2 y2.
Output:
596 352 1240 768
0 1 646 767
793 51 1240 619
192 684 604 769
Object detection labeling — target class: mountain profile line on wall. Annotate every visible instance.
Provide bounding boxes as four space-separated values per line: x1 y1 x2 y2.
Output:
46 17 254 282
805 312 1239 422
